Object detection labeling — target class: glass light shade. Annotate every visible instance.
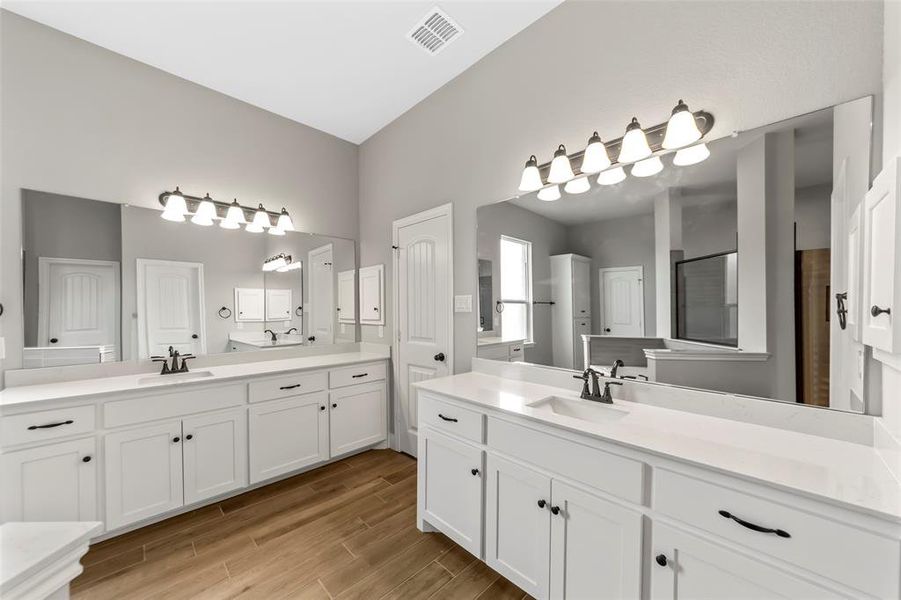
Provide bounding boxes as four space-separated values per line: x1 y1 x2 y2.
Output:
277 261 303 272
191 196 216 226
276 208 295 232
547 145 575 184
161 207 186 222
662 100 702 149
223 199 246 226
631 156 664 178
673 142 711 166
248 204 270 232
518 155 543 192
161 189 187 222
564 176 590 195
597 167 626 186
263 255 288 271
617 118 652 163
537 185 561 201
268 226 285 236
219 219 240 229
580 132 611 174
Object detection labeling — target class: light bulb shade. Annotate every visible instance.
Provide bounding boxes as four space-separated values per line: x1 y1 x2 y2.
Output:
631 156 664 178
518 155 543 192
191 196 216 226
219 219 240 229
617 118 652 163
673 142 710 166
537 185 561 201
277 262 303 272
161 208 186 222
161 189 187 221
224 199 246 226
597 167 626 186
263 254 289 271
251 204 271 230
268 226 285 236
580 132 611 174
662 100 702 149
276 208 295 232
547 145 575 184
245 221 264 233
564 176 590 195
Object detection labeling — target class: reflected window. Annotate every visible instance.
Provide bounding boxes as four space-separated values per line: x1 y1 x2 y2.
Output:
675 251 738 346
499 235 532 342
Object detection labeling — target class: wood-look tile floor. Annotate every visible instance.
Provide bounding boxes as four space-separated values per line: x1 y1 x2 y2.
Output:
73 449 529 600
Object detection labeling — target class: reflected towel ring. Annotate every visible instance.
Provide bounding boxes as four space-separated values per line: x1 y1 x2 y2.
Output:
218 306 232 319
495 300 505 313
295 306 303 317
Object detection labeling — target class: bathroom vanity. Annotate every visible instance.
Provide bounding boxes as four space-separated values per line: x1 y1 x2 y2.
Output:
414 360 900 600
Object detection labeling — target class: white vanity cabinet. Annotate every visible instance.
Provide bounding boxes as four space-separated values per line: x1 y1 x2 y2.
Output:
182 409 247 505
329 381 386 457
249 391 329 484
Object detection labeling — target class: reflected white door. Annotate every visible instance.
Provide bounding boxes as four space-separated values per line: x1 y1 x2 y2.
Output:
38 258 119 356
394 204 452 457
137 259 205 358
599 267 644 336
308 244 335 345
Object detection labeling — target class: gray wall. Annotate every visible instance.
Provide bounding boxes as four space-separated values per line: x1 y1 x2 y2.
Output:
682 201 738 259
0 10 359 373
795 184 831 250
22 190 122 346
358 0 883 375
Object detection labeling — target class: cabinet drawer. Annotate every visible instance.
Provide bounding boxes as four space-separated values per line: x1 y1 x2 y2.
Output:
654 468 900 599
420 394 485 444
329 362 386 389
104 384 244 428
477 345 509 360
488 417 644 505
508 343 525 360
248 371 328 403
1 405 95 448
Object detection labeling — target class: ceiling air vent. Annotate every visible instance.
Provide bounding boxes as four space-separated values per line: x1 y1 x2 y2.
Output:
407 7 463 55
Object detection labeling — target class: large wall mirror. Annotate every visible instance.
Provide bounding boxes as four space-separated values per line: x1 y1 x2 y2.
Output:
20 191 357 369
477 96 876 414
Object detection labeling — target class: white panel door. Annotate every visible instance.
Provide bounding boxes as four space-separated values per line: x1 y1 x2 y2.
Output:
329 382 386 457
421 428 484 557
394 205 452 457
599 267 644 336
137 259 205 358
249 392 329 484
862 157 900 352
0 438 97 522
485 454 551 599
337 269 356 324
265 288 293 322
105 420 184 530
549 480 642 599
308 244 335 345
38 258 119 355
572 258 591 317
650 523 842 600
182 409 247 505
359 264 385 325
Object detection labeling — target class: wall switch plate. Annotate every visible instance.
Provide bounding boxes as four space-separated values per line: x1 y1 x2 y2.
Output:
0 337 5 360
454 294 473 313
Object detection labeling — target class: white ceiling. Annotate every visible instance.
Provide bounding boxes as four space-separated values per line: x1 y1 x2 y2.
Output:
3 0 562 143
508 107 835 226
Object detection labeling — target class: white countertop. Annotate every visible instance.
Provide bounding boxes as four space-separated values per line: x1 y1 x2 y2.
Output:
477 337 526 347
0 351 388 409
1 521 102 596
229 332 306 348
414 372 901 522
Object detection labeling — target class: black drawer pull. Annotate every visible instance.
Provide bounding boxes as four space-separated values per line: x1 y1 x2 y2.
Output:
28 420 74 430
279 384 302 390
718 510 790 538
438 414 458 423
351 373 368 378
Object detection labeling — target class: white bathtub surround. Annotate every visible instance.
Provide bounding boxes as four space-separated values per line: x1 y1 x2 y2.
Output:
0 521 102 600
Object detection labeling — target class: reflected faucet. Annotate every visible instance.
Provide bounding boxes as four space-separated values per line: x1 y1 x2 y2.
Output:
610 359 625 378
285 328 298 335
264 329 278 342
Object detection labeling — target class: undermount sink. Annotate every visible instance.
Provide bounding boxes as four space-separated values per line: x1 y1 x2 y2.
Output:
137 370 215 385
527 395 629 423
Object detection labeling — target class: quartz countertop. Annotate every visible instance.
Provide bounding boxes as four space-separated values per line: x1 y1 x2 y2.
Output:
0 351 388 409
477 337 526 347
413 371 901 523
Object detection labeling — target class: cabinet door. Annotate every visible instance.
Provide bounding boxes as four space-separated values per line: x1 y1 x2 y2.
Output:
337 270 356 324
0 437 97 522
265 288 293 321
329 382 387 457
549 480 642 599
250 392 328 484
359 264 385 325
183 409 247 505
650 523 842 600
234 287 265 322
105 421 183 530
485 454 551 599
421 428 484 557
572 259 591 317
862 157 900 352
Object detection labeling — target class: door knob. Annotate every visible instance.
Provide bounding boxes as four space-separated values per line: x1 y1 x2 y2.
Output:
50 337 59 344
434 352 446 362
871 305 891 317
82 456 92 463
192 334 199 339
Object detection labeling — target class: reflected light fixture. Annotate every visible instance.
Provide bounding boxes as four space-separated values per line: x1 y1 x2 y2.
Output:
580 132 611 174
518 155 543 192
564 176 591 195
191 193 217 226
276 208 295 232
673 142 711 166
617 118 652 163
220 199 246 229
247 204 270 233
597 167 626 186
662 100 702 149
263 253 290 272
161 187 188 222
547 145 575 184
277 261 303 272
537 185 561 201
631 156 664 178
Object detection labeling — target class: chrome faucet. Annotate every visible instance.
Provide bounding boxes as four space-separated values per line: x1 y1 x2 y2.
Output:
264 329 278 342
609 359 625 378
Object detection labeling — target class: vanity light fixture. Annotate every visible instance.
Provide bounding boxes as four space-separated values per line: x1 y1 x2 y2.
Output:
547 145 576 184
662 99 703 149
157 188 295 237
673 142 711 166
631 156 664 178
190 194 217 226
161 187 188 222
247 204 270 233
278 261 303 272
597 167 627 186
580 132 611 174
268 226 286 236
518 155 544 192
220 199 246 229
618 117 653 163
537 185 561 201
263 253 290 272
276 208 295 232
564 176 591 194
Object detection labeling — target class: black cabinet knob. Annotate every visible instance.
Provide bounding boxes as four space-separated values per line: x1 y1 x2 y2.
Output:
471 468 480 476
604 328 611 333
871 305 892 317
172 436 180 443
185 434 193 440
550 505 561 515
537 499 547 509
331 403 337 408
434 352 446 362
82 456 92 463
320 405 326 411
50 337 59 344
656 554 668 567
192 334 199 339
